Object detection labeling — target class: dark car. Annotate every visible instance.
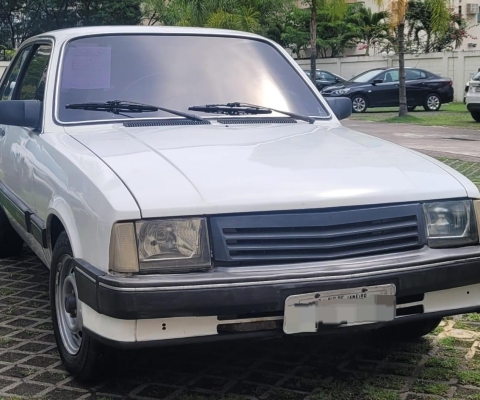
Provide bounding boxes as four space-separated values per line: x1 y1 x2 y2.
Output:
320 67 454 113
303 69 347 91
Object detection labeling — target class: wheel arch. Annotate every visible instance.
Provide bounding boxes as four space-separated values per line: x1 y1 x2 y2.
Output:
46 204 82 262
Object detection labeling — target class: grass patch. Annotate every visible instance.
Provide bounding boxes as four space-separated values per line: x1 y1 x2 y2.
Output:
412 380 450 396
361 386 400 400
349 102 480 129
458 368 480 386
418 366 456 381
462 313 480 322
424 356 459 369
436 159 480 188
455 321 480 332
438 336 472 348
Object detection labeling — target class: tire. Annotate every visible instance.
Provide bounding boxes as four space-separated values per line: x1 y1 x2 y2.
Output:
351 95 368 113
471 111 480 122
423 93 441 111
376 317 443 341
50 231 108 382
0 206 24 258
407 106 416 112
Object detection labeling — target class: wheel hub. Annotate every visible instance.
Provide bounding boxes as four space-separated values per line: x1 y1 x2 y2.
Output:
65 293 77 317
55 254 83 355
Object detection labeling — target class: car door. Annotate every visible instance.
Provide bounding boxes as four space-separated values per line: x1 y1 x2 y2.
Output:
405 69 429 106
0 43 52 240
316 71 338 90
368 69 399 107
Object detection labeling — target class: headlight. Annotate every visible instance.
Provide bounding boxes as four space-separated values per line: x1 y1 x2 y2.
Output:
423 200 478 248
331 88 350 95
110 218 211 273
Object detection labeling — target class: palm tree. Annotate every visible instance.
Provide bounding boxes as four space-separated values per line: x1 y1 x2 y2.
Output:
352 6 389 56
407 0 450 53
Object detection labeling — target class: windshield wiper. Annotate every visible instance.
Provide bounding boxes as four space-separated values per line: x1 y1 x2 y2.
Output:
188 102 315 124
66 100 204 121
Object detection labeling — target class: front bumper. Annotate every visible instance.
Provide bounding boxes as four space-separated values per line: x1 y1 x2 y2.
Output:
74 246 480 321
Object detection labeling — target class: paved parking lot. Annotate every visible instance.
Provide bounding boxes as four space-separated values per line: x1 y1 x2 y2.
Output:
343 120 480 161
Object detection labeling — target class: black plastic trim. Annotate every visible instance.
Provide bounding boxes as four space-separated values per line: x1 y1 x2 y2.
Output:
30 214 47 248
84 305 480 349
0 181 47 248
74 255 480 320
0 182 32 232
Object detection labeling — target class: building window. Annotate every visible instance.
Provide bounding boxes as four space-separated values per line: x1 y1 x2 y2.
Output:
459 5 462 16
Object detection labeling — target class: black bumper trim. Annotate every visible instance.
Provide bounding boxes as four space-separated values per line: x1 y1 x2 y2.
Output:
74 256 480 320
84 305 480 350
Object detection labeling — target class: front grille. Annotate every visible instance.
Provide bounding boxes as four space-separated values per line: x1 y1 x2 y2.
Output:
210 204 426 265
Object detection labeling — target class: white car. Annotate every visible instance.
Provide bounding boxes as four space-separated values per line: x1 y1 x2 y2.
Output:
0 26 479 381
466 72 480 121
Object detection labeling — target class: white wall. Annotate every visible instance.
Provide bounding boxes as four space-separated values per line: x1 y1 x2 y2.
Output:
0 62 9 80
297 51 480 101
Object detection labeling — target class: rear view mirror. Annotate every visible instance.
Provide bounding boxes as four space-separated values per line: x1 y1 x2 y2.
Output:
0 100 42 130
372 79 383 85
326 97 352 121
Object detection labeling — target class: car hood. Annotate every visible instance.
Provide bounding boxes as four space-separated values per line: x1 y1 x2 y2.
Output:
65 122 475 218
322 81 367 92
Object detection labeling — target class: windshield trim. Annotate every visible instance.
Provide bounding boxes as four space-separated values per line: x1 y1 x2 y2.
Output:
53 33 332 127
349 68 385 83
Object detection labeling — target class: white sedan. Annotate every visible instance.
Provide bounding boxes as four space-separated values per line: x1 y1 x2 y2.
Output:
0 26 479 381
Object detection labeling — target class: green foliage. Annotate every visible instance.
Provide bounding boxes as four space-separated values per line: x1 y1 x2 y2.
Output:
405 0 466 52
0 0 143 50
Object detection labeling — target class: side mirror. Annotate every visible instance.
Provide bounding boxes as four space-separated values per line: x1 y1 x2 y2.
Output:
372 79 383 85
326 97 352 121
0 100 42 130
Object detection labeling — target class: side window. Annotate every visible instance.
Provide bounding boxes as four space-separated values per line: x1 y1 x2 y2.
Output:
321 71 336 81
381 70 399 83
18 45 52 102
0 47 31 100
406 69 422 80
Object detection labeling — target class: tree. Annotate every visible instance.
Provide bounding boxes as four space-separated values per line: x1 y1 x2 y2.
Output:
302 0 349 80
281 8 310 57
406 2 473 52
350 5 389 56
0 0 143 50
387 0 450 115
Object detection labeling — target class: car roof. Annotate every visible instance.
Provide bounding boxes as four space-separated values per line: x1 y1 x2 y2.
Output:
23 25 267 44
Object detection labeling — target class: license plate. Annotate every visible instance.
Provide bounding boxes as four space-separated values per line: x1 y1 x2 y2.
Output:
283 284 396 334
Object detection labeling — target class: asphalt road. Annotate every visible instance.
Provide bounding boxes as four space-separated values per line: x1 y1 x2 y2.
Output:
342 120 480 161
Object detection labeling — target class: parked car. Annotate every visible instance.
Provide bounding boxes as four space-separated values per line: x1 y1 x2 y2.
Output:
303 69 347 91
321 67 454 113
465 71 480 121
0 26 479 381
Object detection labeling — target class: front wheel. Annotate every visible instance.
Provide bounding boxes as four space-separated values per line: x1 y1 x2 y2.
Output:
375 317 443 341
471 111 480 122
351 95 368 113
423 93 441 111
50 231 108 382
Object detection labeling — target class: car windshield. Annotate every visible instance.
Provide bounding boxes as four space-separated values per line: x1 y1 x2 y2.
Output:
472 72 480 81
349 69 384 83
57 35 328 123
